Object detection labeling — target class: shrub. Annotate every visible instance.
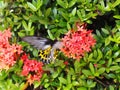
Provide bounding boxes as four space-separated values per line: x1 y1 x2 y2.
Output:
0 0 120 90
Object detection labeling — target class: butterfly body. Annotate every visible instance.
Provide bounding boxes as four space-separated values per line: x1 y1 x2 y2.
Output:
22 36 61 64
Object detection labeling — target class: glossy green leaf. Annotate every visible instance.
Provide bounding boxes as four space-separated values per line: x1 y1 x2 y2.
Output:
113 15 120 19
71 7 76 16
115 58 120 62
105 37 111 46
58 77 67 84
110 66 120 71
45 8 51 17
72 81 79 86
67 74 71 84
89 63 95 75
93 50 97 58
113 51 120 58
96 49 103 62
77 87 87 90
109 85 114 90
97 67 105 74
52 71 59 79
27 2 37 11
77 10 82 20
112 0 120 8
57 0 68 8
113 44 119 51
101 28 109 34
82 70 92 77
87 80 96 88
107 58 112 67
107 73 116 78
44 83 50 88
69 0 77 8
47 29 55 40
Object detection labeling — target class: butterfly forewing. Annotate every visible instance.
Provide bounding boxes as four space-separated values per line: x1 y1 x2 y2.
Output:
22 36 52 50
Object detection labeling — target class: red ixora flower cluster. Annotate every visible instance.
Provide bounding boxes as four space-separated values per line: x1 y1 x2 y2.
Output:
21 53 43 84
61 23 96 60
0 28 23 70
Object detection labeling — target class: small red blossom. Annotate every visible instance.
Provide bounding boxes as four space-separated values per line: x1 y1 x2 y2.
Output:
94 64 98 68
64 61 69 66
0 28 23 70
61 23 96 60
21 54 44 84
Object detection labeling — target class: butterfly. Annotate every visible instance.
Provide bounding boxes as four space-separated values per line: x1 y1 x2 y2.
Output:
22 36 62 64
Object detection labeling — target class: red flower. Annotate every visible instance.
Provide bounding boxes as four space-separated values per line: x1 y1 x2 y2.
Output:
64 61 69 66
60 23 96 60
21 54 44 84
0 28 23 70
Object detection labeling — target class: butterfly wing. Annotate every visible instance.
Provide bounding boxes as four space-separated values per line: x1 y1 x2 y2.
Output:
38 46 52 64
22 36 52 50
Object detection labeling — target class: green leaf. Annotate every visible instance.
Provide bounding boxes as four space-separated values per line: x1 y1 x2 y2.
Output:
107 73 116 78
33 49 38 57
69 0 76 8
77 87 87 90
67 74 71 84
74 60 80 73
93 50 97 58
72 81 79 86
82 70 92 77
67 23 71 30
44 83 50 88
71 7 76 16
52 71 59 79
101 28 109 34
39 18 50 24
113 15 120 19
113 44 119 51
87 80 96 88
77 10 82 20
105 37 111 46
112 0 120 8
96 30 102 37
18 30 26 37
27 2 37 11
36 0 42 10
115 58 120 62
58 77 67 84
22 21 28 30
113 51 120 58
107 58 112 67
96 49 103 62
97 67 105 74
110 66 120 71
109 85 114 90
45 8 51 17
47 29 55 40
57 0 68 9
89 63 95 75
62 12 69 21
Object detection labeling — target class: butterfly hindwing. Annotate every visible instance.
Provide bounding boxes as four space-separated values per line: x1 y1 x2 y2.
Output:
38 46 51 64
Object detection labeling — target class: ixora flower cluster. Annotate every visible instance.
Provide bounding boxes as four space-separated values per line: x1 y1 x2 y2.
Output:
0 28 23 70
21 53 43 84
0 28 43 84
61 23 96 60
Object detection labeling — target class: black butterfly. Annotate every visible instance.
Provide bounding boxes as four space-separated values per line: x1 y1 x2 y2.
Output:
22 36 61 64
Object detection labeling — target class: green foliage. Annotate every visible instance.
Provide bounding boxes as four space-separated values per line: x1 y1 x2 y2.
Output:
0 0 120 90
